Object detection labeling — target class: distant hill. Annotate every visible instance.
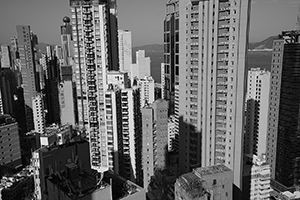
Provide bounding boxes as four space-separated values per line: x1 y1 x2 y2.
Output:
249 36 276 50
133 44 163 52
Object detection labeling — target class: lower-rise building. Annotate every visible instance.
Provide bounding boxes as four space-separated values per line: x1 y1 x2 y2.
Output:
175 165 233 200
31 141 91 200
243 155 272 200
0 167 34 200
0 114 22 169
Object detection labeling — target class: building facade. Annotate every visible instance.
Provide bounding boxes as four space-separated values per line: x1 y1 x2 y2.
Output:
16 25 38 132
136 50 151 79
176 0 251 192
59 65 78 126
242 155 272 200
142 100 168 190
70 0 119 172
163 0 179 115
118 29 132 73
175 165 233 200
139 76 155 108
266 31 300 192
32 93 45 134
0 115 22 169
244 68 271 156
1 45 12 69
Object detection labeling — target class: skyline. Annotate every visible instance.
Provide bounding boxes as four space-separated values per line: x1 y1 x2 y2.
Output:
0 0 298 47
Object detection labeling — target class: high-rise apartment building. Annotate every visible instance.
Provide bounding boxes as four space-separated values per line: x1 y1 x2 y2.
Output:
139 76 155 108
1 45 12 69
105 86 142 182
142 99 168 190
0 114 22 169
176 0 250 192
16 25 38 132
59 66 78 126
266 31 300 192
118 29 132 73
0 68 16 116
168 115 177 151
32 94 45 134
163 0 179 115
0 91 3 115
61 16 74 66
244 68 270 156
136 50 151 79
42 46 61 125
70 0 119 172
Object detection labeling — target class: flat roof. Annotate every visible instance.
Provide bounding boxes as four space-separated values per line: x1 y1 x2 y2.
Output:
193 164 231 176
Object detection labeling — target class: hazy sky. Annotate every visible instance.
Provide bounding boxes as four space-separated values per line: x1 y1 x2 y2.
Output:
0 0 299 46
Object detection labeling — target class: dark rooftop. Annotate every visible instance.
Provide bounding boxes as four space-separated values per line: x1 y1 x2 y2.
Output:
0 114 15 127
177 172 207 199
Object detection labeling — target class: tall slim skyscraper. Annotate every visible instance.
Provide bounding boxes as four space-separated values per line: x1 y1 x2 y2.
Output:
244 68 270 156
70 0 119 172
118 29 132 73
61 16 74 66
266 31 300 192
42 46 61 125
163 0 179 115
142 99 168 190
16 25 38 132
32 93 45 134
176 0 251 192
59 66 78 126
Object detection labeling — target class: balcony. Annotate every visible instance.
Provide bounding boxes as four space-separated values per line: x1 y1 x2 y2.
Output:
216 119 226 123
218 49 229 54
219 7 230 12
219 16 230 21
216 126 227 132
218 32 230 37
218 65 228 70
217 82 228 86
217 89 227 94
84 28 93 33
218 41 229 46
219 24 230 29
217 73 228 78
216 112 227 117
218 57 229 62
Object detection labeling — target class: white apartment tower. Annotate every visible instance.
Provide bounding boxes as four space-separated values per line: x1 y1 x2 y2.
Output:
105 86 141 182
136 50 151 79
176 0 251 192
70 0 118 172
139 76 155 108
118 29 132 73
32 94 45 134
245 68 270 156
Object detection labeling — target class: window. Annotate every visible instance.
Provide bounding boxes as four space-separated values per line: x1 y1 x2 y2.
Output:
213 179 216 185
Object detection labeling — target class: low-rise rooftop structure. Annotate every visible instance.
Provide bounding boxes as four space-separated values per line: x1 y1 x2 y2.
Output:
0 167 34 200
175 165 233 200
